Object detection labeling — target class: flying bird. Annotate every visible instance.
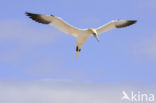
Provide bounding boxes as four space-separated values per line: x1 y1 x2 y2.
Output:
26 12 137 58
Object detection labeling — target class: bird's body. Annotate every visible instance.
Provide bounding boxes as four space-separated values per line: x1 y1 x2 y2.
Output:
77 30 91 48
26 12 137 58
75 30 92 58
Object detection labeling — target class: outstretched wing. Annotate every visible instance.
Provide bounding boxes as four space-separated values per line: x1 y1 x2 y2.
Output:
96 20 137 35
26 12 82 37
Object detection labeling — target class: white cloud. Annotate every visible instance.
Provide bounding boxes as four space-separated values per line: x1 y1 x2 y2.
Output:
0 80 155 103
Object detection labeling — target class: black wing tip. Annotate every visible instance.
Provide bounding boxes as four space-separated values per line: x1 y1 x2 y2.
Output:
128 20 137 24
116 20 137 28
25 11 30 15
25 11 55 17
25 12 35 16
125 20 137 26
25 12 51 24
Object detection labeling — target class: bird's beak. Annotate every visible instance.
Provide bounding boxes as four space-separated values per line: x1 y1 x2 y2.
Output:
93 33 100 42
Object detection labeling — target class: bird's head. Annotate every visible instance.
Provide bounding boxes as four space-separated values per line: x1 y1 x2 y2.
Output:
88 28 99 42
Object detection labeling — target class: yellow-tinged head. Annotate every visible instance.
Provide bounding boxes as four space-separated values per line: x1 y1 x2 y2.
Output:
88 28 96 34
88 28 99 42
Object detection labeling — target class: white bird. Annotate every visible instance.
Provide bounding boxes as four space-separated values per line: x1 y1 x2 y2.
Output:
26 12 137 58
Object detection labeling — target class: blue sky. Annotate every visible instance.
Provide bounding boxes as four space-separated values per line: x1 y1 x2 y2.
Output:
0 0 156 102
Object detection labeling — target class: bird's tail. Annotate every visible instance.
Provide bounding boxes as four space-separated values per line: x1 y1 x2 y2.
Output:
75 51 80 59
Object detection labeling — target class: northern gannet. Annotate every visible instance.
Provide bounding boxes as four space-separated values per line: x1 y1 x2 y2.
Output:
26 12 137 58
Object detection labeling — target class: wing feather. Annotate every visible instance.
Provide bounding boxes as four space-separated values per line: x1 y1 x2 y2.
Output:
96 20 137 35
26 12 82 37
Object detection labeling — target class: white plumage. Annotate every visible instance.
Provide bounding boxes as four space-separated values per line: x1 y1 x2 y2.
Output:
26 12 137 58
